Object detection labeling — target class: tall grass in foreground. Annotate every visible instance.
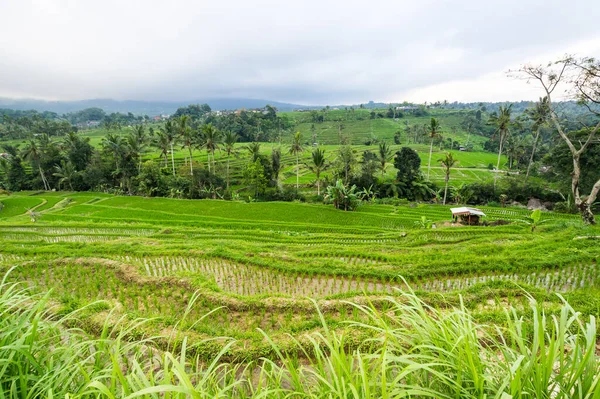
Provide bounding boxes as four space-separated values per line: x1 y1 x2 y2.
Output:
1 270 599 398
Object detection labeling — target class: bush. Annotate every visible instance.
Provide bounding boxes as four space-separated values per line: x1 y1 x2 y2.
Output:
262 187 305 202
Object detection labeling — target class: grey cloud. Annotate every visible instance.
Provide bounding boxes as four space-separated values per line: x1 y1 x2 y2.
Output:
1 0 599 104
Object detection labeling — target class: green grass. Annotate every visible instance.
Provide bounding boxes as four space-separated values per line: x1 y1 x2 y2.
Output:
1 268 599 398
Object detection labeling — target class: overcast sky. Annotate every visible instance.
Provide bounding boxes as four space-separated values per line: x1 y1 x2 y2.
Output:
1 0 600 105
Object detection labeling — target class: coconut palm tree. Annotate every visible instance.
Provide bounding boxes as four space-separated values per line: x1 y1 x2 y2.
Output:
377 141 393 178
524 97 550 182
308 148 328 196
271 147 282 186
223 131 238 190
153 130 170 167
289 131 304 191
164 120 177 176
101 133 125 171
178 116 194 175
22 139 49 190
201 123 221 173
426 118 441 180
488 104 513 171
245 142 261 162
438 152 458 205
53 161 77 191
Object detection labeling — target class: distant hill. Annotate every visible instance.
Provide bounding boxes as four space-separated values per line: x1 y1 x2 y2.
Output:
0 97 311 115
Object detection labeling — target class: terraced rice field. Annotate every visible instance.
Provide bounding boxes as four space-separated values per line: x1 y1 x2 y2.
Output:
1 191 599 360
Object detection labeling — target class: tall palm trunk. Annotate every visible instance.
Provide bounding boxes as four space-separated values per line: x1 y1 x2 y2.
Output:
226 154 230 190
170 142 176 176
206 149 211 173
443 173 449 205
38 164 49 191
496 131 505 171
296 153 299 191
316 170 321 196
525 130 540 183
427 137 434 180
188 146 194 176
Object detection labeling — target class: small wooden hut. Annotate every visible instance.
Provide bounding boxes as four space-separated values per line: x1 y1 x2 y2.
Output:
450 207 486 225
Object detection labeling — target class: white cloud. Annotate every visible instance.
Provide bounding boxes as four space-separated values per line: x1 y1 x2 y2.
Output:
1 0 599 104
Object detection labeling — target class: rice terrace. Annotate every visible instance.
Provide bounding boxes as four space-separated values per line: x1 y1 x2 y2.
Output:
2 1 600 397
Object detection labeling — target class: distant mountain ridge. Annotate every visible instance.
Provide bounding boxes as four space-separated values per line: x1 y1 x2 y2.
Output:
0 97 311 115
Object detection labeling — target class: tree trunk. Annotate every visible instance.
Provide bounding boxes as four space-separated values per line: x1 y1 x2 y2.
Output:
525 130 540 183
226 155 230 190
316 171 320 196
443 173 449 205
38 164 49 191
579 202 596 225
296 153 299 191
427 138 434 180
496 131 504 171
170 143 176 176
189 146 194 176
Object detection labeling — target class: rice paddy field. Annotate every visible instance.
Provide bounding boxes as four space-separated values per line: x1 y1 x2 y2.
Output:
1 190 599 363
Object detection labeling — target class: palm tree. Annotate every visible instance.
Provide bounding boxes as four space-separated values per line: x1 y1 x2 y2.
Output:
223 131 238 190
308 148 328 196
488 104 513 171
245 142 261 162
426 118 441 180
201 123 221 173
271 147 282 186
154 130 170 167
53 161 77 191
438 152 458 205
164 120 177 176
524 97 550 182
289 131 304 191
126 128 148 173
377 141 392 178
101 133 124 170
22 139 49 190
178 116 194 175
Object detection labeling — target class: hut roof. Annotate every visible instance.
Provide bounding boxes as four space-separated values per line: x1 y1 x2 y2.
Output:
450 207 486 217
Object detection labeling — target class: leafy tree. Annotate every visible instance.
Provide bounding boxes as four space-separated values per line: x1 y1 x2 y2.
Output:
172 104 211 120
289 131 304 191
395 147 421 185
426 118 441 180
308 148 328 196
438 152 458 205
518 57 600 223
243 159 268 198
325 179 359 211
2 146 28 192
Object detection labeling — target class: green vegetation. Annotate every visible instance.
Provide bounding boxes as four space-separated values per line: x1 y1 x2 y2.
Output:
1 55 600 398
1 192 599 360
